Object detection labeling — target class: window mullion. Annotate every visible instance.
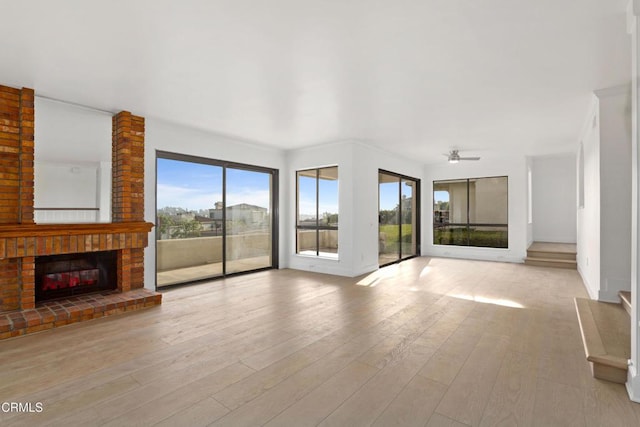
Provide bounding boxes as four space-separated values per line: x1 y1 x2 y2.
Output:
316 169 320 256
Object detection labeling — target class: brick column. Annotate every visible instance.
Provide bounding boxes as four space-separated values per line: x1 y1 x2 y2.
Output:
19 89 35 224
112 111 145 222
112 111 145 291
0 85 35 310
0 85 34 224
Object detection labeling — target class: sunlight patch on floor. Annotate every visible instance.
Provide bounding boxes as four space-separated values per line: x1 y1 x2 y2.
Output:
356 264 400 287
450 293 525 308
419 266 431 279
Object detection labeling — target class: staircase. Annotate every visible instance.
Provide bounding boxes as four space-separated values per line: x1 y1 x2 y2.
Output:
620 290 631 316
574 292 631 384
524 242 577 269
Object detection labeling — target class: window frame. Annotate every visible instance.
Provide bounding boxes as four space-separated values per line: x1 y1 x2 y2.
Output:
295 166 339 258
433 176 508 249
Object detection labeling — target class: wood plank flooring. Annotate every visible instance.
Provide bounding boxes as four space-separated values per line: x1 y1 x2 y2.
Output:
0 257 639 426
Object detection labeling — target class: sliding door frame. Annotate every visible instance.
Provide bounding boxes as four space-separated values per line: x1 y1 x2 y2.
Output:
155 150 279 289
378 169 421 267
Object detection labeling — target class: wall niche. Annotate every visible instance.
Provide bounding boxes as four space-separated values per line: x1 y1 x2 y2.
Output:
34 97 112 223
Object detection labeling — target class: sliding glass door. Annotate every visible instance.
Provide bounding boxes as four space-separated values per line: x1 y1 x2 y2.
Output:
378 170 420 266
225 167 273 274
156 152 277 287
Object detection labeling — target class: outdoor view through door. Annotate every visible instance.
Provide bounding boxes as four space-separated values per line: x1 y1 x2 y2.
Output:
378 171 420 266
296 167 339 258
433 176 508 248
156 152 277 287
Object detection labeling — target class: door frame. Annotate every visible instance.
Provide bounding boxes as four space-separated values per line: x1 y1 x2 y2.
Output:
378 169 421 267
155 150 279 289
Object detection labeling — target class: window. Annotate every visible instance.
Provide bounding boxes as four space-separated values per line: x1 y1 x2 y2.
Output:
296 167 338 257
433 176 508 248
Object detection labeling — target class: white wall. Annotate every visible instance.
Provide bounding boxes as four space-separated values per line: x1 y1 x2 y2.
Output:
531 154 577 243
144 118 287 289
526 157 534 247
286 142 355 276
627 3 640 401
34 97 112 222
286 141 425 277
34 162 98 208
598 86 632 301
577 97 601 299
577 87 632 302
423 155 528 263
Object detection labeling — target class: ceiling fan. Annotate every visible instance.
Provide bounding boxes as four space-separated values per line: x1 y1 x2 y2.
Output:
445 149 480 164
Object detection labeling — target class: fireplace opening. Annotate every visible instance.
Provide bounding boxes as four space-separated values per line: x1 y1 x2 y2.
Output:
35 251 117 302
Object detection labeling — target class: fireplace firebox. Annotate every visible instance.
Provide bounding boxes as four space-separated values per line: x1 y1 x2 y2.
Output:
35 251 117 302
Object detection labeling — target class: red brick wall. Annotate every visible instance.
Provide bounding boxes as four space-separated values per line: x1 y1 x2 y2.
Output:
0 85 34 225
19 89 35 224
130 247 144 290
112 111 145 223
112 111 146 290
0 85 35 311
20 256 34 309
0 259 19 311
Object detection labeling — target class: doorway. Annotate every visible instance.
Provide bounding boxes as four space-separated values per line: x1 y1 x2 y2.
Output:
378 170 420 266
156 151 278 287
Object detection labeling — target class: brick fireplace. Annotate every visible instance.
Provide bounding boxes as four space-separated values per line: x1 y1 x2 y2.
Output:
0 85 161 340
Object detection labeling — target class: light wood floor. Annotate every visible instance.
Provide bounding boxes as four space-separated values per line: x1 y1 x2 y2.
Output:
1 257 639 426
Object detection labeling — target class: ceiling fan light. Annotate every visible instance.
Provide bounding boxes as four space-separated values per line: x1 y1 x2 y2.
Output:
448 158 459 164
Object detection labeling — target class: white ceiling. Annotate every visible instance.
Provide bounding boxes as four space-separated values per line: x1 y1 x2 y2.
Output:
0 0 631 164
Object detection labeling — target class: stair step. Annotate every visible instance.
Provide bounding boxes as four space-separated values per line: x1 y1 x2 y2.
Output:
526 250 576 261
524 257 577 269
619 291 632 316
574 297 630 384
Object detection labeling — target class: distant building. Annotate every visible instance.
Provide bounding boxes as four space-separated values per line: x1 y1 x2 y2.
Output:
209 203 268 225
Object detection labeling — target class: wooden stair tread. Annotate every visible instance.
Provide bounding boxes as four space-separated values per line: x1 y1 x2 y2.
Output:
619 291 632 316
526 251 576 261
528 241 577 254
525 243 577 269
574 298 630 372
524 257 577 269
525 257 576 264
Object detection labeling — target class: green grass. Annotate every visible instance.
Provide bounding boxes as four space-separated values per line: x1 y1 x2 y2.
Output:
434 227 508 248
379 224 412 244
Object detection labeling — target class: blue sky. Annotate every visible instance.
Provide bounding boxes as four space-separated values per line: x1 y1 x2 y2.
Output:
157 158 271 211
434 191 450 203
379 181 415 210
297 175 339 217
158 158 422 214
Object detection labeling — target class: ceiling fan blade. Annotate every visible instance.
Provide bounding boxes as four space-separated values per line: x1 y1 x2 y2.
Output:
459 157 480 161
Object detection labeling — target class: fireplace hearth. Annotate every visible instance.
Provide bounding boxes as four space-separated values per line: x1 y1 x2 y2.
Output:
35 251 117 302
